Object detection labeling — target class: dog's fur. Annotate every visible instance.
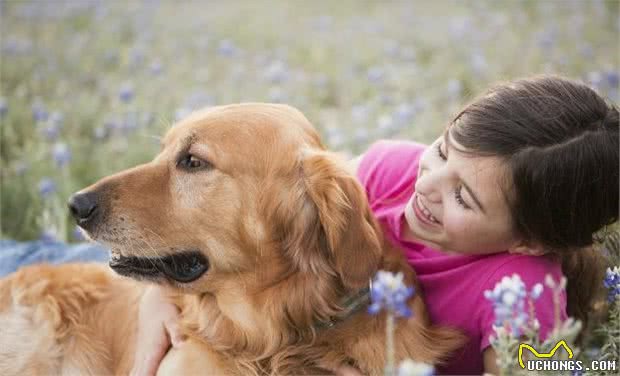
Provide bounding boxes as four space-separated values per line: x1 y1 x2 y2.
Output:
0 104 464 375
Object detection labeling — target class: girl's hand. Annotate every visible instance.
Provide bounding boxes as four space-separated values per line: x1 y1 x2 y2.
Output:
130 286 185 376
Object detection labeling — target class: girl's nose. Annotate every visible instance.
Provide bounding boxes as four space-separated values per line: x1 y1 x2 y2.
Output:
415 167 442 203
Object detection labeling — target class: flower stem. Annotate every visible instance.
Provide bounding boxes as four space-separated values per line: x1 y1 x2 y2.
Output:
385 312 395 376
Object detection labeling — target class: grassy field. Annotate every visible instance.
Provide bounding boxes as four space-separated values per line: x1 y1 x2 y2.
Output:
1 0 618 241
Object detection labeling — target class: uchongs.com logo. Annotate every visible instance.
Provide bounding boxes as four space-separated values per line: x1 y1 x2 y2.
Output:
518 340 617 372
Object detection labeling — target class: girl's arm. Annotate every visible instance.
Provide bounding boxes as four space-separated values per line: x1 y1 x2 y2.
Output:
483 346 500 375
130 286 184 376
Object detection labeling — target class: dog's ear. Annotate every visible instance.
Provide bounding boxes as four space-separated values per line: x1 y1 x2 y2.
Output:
299 149 382 289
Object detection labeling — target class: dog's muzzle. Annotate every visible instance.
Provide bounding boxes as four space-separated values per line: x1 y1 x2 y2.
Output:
109 251 209 283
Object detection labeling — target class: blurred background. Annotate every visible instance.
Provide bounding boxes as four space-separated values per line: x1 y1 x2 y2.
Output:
1 0 618 242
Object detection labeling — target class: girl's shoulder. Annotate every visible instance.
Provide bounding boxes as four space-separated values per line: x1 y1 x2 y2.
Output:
480 253 564 288
357 140 427 205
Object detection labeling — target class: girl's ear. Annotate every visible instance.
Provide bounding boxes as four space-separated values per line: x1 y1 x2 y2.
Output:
507 242 547 256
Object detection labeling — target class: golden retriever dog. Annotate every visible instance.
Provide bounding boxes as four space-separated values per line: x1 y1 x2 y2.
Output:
0 103 463 375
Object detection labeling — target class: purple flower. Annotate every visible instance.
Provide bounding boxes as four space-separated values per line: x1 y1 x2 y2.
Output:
368 270 415 318
218 39 237 57
264 60 289 84
39 123 60 141
52 142 71 168
605 71 619 89
393 103 415 124
367 66 386 84
603 266 620 303
484 274 532 337
530 283 544 300
38 178 56 198
149 60 163 76
39 229 60 244
32 100 48 122
72 226 86 241
0 97 7 116
119 82 134 103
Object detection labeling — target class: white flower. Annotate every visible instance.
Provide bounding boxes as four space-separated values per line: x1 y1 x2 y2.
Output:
530 283 544 300
397 359 434 376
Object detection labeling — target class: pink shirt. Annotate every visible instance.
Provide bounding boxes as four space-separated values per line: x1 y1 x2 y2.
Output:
357 140 567 375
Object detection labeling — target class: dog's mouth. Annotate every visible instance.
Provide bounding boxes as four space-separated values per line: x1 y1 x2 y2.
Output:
109 251 209 283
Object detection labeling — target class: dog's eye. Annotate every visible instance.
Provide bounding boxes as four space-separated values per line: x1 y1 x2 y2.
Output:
177 154 209 171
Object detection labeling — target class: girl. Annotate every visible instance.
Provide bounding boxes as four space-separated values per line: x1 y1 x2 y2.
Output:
131 76 619 375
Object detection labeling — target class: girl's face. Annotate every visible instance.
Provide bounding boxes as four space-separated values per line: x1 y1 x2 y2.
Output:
403 128 523 255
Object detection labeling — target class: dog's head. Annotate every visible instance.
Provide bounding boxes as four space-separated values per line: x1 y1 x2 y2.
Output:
70 103 382 293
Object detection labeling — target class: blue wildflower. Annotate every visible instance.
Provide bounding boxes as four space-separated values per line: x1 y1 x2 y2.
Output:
264 60 289 84
38 178 56 198
39 229 59 244
218 39 237 57
150 60 163 76
368 270 415 318
72 226 86 241
394 103 415 124
32 100 48 122
52 143 71 168
0 97 7 116
603 266 620 303
39 121 61 141
484 274 531 337
605 71 619 89
367 66 386 84
119 82 134 103
530 283 544 300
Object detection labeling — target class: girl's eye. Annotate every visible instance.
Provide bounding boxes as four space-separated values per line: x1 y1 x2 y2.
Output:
454 186 471 209
177 154 209 171
436 142 447 161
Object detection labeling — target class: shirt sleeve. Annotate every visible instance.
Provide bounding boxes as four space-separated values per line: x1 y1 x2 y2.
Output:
356 140 426 207
478 256 568 351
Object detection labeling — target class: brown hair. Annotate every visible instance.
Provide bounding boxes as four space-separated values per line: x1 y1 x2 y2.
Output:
450 75 618 332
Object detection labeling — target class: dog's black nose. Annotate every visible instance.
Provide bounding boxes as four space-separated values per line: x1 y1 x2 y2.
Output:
68 192 99 226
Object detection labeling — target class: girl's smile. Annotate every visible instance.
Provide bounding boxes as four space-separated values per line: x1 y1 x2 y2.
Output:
406 192 441 229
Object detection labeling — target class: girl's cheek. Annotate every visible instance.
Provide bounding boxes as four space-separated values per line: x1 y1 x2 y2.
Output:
443 210 477 238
